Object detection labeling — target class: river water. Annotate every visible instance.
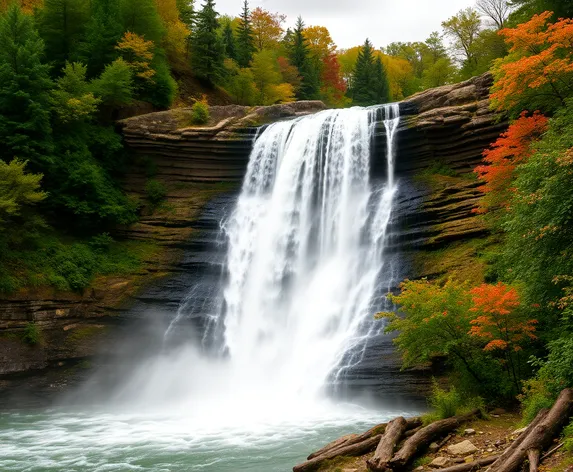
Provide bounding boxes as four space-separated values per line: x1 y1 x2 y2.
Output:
0 105 421 471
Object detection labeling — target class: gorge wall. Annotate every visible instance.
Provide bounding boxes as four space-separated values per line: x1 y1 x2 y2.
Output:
0 75 506 403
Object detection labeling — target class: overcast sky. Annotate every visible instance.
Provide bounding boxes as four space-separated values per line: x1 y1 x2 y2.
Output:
215 0 477 49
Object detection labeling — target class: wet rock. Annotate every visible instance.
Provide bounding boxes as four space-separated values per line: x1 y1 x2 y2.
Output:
447 440 478 456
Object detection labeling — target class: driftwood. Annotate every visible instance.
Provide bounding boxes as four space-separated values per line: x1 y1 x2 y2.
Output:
306 416 421 461
388 409 480 470
367 417 408 472
437 455 500 472
487 388 573 472
293 434 382 472
527 449 540 472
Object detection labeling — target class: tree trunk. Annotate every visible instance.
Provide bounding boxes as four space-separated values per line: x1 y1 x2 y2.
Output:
389 409 479 470
293 434 382 472
437 455 500 472
367 417 408 472
527 449 540 472
487 388 573 472
306 433 360 460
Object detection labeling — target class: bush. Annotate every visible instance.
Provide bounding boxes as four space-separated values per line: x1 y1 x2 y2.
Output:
22 322 42 345
191 100 210 125
145 179 167 205
563 420 573 453
428 382 463 420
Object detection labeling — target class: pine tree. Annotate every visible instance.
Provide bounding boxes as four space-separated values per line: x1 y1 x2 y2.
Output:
289 16 320 100
349 38 389 106
0 4 53 169
222 21 236 61
373 56 390 104
176 0 195 28
80 0 124 76
37 0 88 71
190 0 224 84
120 0 164 44
235 0 255 67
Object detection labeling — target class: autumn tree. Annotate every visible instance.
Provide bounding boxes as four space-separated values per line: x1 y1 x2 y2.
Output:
235 0 255 67
250 7 284 51
320 52 347 107
303 25 335 61
474 112 548 214
190 0 224 84
491 12 573 117
251 50 293 105
155 0 191 67
116 32 156 85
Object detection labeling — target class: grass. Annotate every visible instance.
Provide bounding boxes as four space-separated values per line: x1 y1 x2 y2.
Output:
422 381 486 425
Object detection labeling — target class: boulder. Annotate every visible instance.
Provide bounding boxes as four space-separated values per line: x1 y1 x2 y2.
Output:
430 456 450 468
447 440 478 456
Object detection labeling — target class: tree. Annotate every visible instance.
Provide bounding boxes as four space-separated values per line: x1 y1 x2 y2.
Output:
0 4 53 169
441 8 482 71
235 0 255 67
222 20 236 60
425 31 448 63
288 16 319 100
190 0 224 85
91 58 134 108
373 56 390 104
491 12 573 116
250 49 294 105
115 32 156 85
81 0 124 76
37 0 88 70
0 159 46 226
155 0 191 67
176 0 194 28
422 57 456 88
348 39 389 106
476 0 511 30
474 112 548 214
303 25 335 60
320 52 347 107
250 7 284 51
508 0 573 25
120 0 164 44
225 60 257 105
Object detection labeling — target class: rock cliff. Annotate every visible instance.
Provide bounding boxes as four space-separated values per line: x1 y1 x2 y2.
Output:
0 76 506 403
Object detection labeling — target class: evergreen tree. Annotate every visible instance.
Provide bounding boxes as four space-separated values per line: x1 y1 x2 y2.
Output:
176 0 195 28
80 0 123 76
120 0 164 44
373 56 390 104
222 21 236 61
190 0 224 84
289 16 319 100
37 0 88 71
349 38 388 106
235 0 255 67
0 4 53 169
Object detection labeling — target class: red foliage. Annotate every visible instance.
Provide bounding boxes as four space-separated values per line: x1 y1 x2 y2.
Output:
320 53 346 104
469 282 537 352
474 112 548 213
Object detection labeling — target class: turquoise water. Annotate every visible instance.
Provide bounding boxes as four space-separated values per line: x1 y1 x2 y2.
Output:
0 406 410 472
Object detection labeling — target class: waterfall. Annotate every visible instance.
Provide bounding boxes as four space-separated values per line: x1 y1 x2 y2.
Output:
215 103 401 402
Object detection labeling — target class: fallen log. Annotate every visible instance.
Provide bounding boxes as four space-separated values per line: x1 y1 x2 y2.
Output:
367 416 408 471
404 426 422 438
486 408 548 471
306 416 421 461
486 388 573 472
389 409 479 470
527 449 540 472
437 455 500 472
293 434 382 472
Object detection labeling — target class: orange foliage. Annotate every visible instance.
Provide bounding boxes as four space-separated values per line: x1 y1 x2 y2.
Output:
251 7 285 51
491 12 573 113
320 52 346 105
469 282 537 352
474 111 548 213
116 32 156 81
0 0 43 13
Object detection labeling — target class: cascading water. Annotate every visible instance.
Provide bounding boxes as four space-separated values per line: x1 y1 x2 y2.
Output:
215 103 401 402
0 104 414 472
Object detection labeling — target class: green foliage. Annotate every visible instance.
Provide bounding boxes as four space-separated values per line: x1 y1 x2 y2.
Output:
22 322 42 345
141 58 177 108
520 378 555 423
91 58 134 108
508 0 573 26
176 0 195 28
420 161 457 177
225 61 257 105
190 0 224 85
222 20 236 61
190 100 210 124
0 159 46 226
563 420 573 453
145 179 167 204
424 381 486 423
120 0 164 44
0 4 53 169
348 39 390 106
288 16 320 100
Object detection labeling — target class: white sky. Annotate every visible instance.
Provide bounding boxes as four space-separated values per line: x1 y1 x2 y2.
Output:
215 0 477 49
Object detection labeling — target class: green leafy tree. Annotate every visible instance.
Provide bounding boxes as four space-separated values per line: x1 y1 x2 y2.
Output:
224 59 257 105
235 0 255 67
421 57 456 88
251 49 281 104
0 4 53 169
91 58 134 109
441 8 482 78
288 16 319 100
80 0 123 76
120 0 164 44
190 0 224 84
37 0 88 71
508 0 573 25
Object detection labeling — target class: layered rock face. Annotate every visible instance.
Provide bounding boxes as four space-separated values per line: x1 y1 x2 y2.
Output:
0 76 505 402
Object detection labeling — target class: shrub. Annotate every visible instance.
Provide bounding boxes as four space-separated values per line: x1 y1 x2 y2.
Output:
563 420 573 453
428 382 463 420
22 322 42 345
145 179 167 205
191 100 210 125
